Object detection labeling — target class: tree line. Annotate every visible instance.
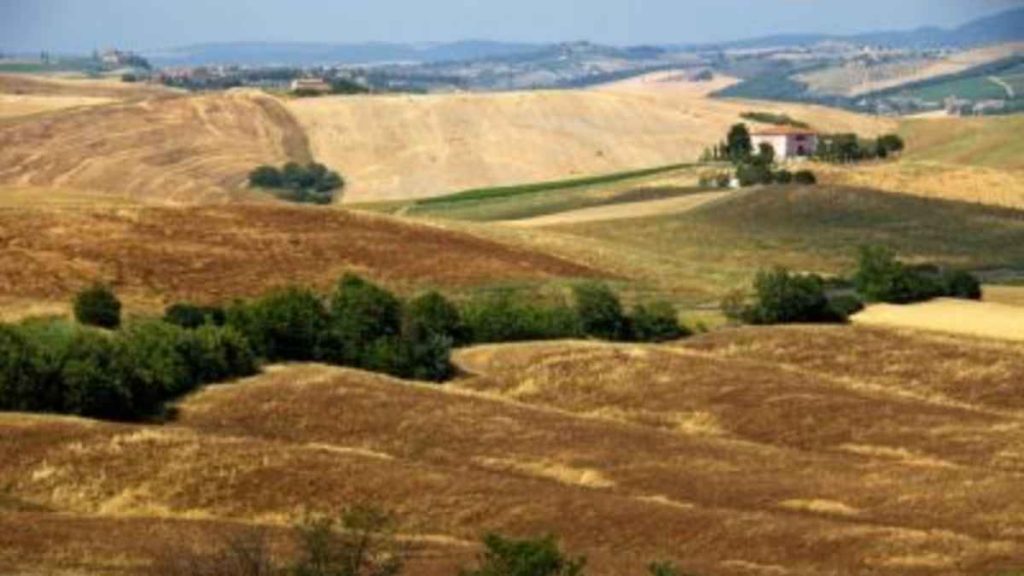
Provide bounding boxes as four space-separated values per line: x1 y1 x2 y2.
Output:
1 277 686 422
723 245 982 325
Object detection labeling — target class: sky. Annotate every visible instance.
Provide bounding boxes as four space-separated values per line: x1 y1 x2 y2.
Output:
1 0 1021 53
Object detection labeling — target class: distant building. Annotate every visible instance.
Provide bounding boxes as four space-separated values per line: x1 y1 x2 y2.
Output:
750 127 819 161
290 78 332 94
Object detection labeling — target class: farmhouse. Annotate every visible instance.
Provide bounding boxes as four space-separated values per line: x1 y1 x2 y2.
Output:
750 127 818 160
290 78 332 95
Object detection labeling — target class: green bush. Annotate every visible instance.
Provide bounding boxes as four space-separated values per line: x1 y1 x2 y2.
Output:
0 325 44 412
773 169 793 184
942 269 982 300
113 321 195 415
328 275 402 365
736 162 774 187
460 534 586 576
573 283 629 341
403 291 467 346
229 288 329 362
179 325 259 385
463 292 581 344
60 330 131 419
73 284 122 329
164 303 226 329
827 294 865 318
249 161 344 205
729 267 846 325
853 246 942 304
630 302 688 343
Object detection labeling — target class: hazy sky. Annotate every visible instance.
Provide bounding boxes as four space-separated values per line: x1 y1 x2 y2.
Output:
1 0 1021 53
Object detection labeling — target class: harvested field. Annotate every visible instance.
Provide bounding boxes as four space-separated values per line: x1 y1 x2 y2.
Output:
853 299 1024 342
0 73 177 100
0 93 112 119
0 203 602 306
500 190 731 227
4 326 1024 575
290 89 893 203
0 90 310 203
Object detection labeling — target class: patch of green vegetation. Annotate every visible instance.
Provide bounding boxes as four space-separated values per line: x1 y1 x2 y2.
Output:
415 163 693 208
549 186 1024 302
871 56 1024 102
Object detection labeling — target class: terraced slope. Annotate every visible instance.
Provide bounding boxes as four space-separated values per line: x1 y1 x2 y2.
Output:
3 326 1024 575
0 90 311 203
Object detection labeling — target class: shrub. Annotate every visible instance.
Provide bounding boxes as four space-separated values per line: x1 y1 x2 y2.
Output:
328 275 402 365
248 165 283 188
736 162 774 187
403 291 467 346
0 325 44 412
294 506 405 576
460 534 586 576
60 330 131 419
630 302 688 342
732 267 846 325
942 270 982 300
230 288 329 362
179 326 259 385
462 291 581 343
113 321 194 416
792 170 817 185
573 283 628 341
249 161 344 205
827 294 865 318
73 284 122 329
164 303 226 329
853 246 943 304
773 169 793 184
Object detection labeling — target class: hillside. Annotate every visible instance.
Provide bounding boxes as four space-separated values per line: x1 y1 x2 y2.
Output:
290 90 892 203
0 90 310 203
819 114 1024 209
3 325 1024 575
0 203 601 315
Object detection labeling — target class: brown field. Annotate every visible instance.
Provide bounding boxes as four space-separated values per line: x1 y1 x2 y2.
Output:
0 90 310 204
3 326 1024 575
289 90 894 203
0 202 601 308
0 73 177 100
853 299 1024 342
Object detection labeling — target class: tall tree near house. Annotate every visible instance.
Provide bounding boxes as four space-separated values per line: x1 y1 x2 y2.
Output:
726 123 753 162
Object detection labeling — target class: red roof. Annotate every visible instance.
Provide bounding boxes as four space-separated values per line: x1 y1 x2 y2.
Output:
750 126 817 137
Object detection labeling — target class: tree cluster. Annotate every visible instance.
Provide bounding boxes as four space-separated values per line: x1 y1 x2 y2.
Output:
723 246 983 326
249 162 344 205
702 123 817 188
814 133 904 163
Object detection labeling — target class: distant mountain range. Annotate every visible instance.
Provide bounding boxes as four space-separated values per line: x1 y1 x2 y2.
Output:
145 7 1024 67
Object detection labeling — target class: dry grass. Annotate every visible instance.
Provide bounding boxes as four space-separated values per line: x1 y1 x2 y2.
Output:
853 299 1024 342
4 326 1024 574
0 93 113 119
0 203 602 305
289 89 893 203
0 73 178 100
0 90 310 204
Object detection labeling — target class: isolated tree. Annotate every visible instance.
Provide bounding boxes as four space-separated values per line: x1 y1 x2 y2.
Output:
248 165 283 188
73 284 122 329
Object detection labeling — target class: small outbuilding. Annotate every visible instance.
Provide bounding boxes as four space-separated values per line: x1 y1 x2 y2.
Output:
290 78 332 95
750 127 818 161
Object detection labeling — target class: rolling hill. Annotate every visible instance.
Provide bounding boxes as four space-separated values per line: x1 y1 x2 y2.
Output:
4 325 1024 575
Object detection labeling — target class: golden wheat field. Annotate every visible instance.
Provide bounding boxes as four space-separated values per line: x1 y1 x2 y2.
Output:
3 325 1024 575
289 89 894 203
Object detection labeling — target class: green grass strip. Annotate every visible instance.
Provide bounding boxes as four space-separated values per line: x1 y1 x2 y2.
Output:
415 163 694 207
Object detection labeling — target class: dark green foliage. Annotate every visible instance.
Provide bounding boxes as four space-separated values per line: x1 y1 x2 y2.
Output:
179 326 259 385
792 170 817 185
943 269 983 300
248 162 344 205
404 292 468 345
164 303 226 329
460 534 586 576
816 133 904 164
853 246 982 304
726 123 753 161
60 330 131 419
229 288 329 362
0 325 44 412
774 169 793 184
756 142 775 166
462 292 582 344
630 302 688 343
739 111 810 129
826 294 865 318
736 162 774 187
328 275 402 364
73 284 122 329
573 283 629 341
728 267 846 325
